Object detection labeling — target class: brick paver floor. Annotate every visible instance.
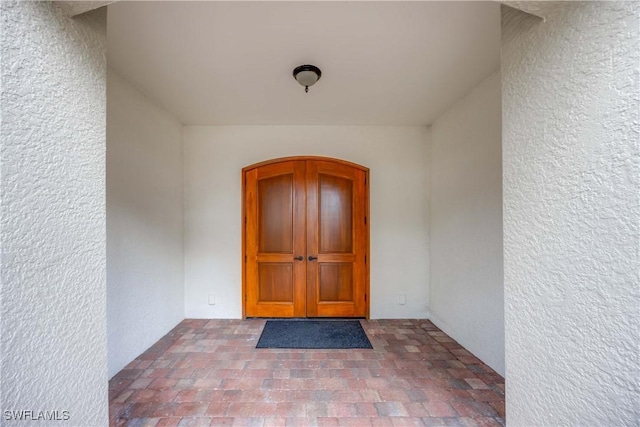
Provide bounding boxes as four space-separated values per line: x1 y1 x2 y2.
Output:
109 319 505 426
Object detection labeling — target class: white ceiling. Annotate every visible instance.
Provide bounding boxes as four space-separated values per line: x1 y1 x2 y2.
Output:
107 2 500 126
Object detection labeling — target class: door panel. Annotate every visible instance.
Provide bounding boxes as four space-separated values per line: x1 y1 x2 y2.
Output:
244 157 368 318
318 174 353 254
318 263 354 302
258 174 294 253
306 161 367 317
245 161 306 317
258 263 293 302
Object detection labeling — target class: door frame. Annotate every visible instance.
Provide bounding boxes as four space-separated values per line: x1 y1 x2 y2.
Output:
241 156 370 319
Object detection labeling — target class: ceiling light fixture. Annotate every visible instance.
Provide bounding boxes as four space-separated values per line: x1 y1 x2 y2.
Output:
293 64 322 93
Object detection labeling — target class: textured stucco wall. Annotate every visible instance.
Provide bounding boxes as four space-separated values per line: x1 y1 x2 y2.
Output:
502 2 639 425
107 69 184 378
0 2 108 426
429 71 504 376
184 126 430 319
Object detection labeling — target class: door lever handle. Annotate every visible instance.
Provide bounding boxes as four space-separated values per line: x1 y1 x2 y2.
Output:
294 256 304 261
308 256 318 261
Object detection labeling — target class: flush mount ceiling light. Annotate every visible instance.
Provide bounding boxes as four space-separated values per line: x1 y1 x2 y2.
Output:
293 64 322 93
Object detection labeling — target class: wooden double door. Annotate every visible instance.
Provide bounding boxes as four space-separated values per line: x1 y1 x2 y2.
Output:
243 157 369 318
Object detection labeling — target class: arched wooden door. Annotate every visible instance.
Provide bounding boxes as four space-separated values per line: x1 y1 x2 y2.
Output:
243 157 369 318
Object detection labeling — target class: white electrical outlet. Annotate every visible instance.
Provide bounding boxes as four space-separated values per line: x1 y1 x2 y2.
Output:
398 294 407 305
208 294 216 305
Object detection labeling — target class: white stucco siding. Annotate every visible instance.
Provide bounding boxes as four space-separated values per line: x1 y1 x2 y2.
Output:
502 2 639 425
1 2 108 425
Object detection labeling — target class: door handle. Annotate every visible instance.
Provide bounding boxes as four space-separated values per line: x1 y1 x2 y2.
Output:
308 256 318 261
294 256 304 261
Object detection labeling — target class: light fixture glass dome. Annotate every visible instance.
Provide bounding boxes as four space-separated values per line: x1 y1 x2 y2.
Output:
293 65 322 93
295 70 319 87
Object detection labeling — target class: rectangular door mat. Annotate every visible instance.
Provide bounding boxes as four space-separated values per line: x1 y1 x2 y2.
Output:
256 320 373 349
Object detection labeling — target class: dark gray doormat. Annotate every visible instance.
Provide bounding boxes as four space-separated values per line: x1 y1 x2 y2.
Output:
256 320 373 349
